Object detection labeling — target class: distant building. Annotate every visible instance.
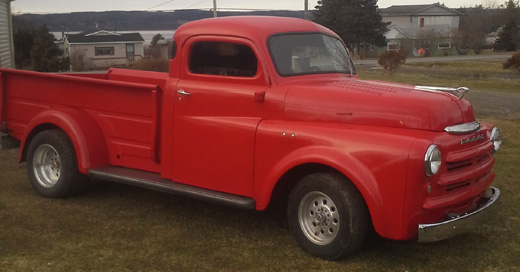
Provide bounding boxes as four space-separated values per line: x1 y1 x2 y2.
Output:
61 30 144 71
380 4 462 56
156 38 174 60
0 0 15 68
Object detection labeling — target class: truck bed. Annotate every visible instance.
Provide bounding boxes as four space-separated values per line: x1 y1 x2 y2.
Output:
0 68 168 173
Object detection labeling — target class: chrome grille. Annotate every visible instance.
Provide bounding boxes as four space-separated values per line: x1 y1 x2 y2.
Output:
440 147 494 193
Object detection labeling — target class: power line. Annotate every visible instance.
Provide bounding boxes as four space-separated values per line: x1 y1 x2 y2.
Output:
147 0 177 11
184 0 210 9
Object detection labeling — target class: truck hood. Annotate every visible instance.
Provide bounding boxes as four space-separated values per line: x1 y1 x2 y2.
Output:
283 79 475 132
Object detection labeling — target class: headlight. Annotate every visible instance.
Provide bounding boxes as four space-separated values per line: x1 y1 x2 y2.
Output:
424 145 442 177
490 127 502 153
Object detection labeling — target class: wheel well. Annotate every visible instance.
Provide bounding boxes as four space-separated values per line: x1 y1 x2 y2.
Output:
267 163 374 231
21 124 62 162
268 163 345 209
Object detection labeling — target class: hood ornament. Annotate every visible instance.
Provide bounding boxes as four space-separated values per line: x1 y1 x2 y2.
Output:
415 86 469 99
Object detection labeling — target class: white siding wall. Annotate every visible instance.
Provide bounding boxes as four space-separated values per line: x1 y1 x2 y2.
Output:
69 42 144 70
0 0 14 68
422 16 456 27
384 15 459 30
383 16 413 29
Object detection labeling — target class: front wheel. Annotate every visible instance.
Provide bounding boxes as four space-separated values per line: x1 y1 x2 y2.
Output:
26 129 88 198
288 172 369 260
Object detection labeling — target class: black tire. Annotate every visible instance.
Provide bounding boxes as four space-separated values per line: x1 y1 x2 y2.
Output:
288 172 369 260
26 129 88 198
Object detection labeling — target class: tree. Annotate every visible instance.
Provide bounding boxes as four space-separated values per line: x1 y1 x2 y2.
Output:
494 0 520 51
457 5 496 54
314 0 390 59
150 34 165 58
13 28 35 69
70 48 89 72
30 24 70 72
150 33 164 48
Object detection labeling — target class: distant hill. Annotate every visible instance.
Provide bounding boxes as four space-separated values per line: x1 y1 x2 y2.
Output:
13 10 308 32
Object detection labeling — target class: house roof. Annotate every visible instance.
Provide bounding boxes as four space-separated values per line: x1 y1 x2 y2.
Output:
66 30 144 44
386 25 413 39
380 4 462 16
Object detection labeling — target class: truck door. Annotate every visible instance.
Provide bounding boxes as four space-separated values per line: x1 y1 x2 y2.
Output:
171 37 267 197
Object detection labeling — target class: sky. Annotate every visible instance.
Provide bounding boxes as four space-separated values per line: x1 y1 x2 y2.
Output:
11 0 496 14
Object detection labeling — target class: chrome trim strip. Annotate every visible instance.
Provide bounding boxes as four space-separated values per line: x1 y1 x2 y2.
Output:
88 166 256 210
415 85 469 99
418 187 500 243
444 121 481 135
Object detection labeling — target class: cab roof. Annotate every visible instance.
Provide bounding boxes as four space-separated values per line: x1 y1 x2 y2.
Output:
174 16 337 45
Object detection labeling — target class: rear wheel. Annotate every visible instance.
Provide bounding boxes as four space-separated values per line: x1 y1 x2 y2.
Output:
26 129 88 198
288 172 369 260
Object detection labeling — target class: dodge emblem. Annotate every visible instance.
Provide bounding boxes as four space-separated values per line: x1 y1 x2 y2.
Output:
461 134 485 145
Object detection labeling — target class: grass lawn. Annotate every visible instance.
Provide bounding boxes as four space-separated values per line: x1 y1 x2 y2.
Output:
359 60 520 94
1 61 519 271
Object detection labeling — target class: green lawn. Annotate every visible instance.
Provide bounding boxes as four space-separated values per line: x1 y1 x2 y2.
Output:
359 60 520 93
1 61 519 270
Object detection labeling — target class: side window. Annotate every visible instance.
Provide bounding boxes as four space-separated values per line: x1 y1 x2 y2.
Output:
189 42 258 77
95 47 114 56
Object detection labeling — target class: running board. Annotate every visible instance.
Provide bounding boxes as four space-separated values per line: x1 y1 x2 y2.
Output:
88 166 256 209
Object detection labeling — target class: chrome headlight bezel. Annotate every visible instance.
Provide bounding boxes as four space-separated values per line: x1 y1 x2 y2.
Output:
424 145 442 177
490 127 502 153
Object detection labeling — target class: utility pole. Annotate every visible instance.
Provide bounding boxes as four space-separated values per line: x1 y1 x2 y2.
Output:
304 0 308 20
213 0 217 17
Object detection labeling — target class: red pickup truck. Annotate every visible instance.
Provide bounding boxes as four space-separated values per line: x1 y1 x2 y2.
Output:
0 16 501 260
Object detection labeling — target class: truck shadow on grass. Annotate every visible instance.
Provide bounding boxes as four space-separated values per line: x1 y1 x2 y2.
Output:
81 179 501 267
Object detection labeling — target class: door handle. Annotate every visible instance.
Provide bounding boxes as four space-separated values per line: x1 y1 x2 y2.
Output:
177 90 191 96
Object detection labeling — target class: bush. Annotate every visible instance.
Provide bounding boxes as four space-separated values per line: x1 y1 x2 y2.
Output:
503 52 520 75
128 58 169 72
377 50 406 75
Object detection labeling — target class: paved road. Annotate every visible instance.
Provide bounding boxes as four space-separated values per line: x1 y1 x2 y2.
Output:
353 52 512 67
466 90 520 119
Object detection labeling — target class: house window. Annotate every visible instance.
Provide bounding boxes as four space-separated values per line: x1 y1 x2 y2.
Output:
438 38 451 49
387 42 400 51
420 18 425 28
189 41 257 77
95 47 114 56
126 44 135 57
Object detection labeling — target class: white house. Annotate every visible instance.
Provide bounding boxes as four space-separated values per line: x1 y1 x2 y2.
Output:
0 0 15 68
380 4 462 56
61 30 145 71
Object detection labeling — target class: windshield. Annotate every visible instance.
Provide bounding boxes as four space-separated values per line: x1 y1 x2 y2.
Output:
269 33 355 77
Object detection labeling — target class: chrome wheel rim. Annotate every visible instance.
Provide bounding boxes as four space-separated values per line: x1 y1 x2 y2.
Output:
33 144 61 188
298 191 340 245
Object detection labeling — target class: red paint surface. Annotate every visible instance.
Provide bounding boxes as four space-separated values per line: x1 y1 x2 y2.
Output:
0 16 497 241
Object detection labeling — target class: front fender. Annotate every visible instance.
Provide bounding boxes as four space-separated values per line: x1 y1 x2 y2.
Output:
254 145 383 221
253 121 416 239
20 107 108 174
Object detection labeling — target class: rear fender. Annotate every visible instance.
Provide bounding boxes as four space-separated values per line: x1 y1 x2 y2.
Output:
20 107 108 174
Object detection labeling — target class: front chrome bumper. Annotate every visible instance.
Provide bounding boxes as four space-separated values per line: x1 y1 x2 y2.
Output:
418 187 500 243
